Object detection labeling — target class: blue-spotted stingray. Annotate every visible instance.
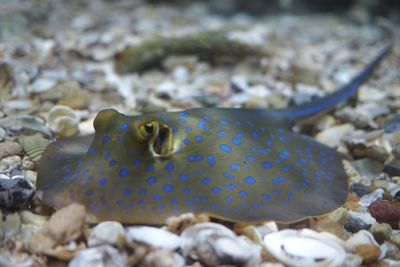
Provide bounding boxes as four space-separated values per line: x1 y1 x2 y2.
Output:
37 44 392 224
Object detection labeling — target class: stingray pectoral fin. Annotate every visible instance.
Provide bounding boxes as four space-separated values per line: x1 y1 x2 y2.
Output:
36 134 94 208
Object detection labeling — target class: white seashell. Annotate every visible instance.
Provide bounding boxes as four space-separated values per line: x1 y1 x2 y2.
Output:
125 226 181 250
358 188 384 207
347 210 377 225
68 245 125 267
346 230 379 251
180 222 235 258
263 229 346 267
88 221 125 248
181 222 260 266
47 105 79 137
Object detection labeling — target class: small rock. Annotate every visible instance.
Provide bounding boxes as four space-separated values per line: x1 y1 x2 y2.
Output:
142 249 184 267
359 188 384 207
88 221 125 248
58 89 91 110
165 212 209 234
349 183 371 198
68 245 125 267
368 200 400 229
47 105 80 137
29 203 86 254
24 170 37 185
1 212 21 240
369 223 392 244
346 230 379 250
125 226 181 250
28 78 57 93
359 86 387 102
19 210 47 227
315 123 354 147
0 115 51 136
344 217 371 233
1 155 21 169
0 142 22 160
0 178 34 209
355 244 381 264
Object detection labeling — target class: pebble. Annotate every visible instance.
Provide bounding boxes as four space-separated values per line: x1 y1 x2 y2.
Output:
355 244 381 264
27 78 57 93
349 183 371 198
315 123 355 147
344 217 371 233
1 212 22 240
369 223 392 244
88 221 125 248
47 105 80 137
0 142 22 160
0 115 51 136
125 226 181 250
346 230 379 250
141 249 185 267
29 203 86 254
19 211 47 227
0 178 34 209
358 188 384 207
368 200 400 229
68 245 125 267
23 170 37 185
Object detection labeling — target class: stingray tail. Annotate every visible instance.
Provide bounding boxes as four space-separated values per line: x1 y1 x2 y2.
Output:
278 42 393 122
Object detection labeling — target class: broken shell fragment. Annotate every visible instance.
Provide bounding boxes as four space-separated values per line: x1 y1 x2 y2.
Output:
263 229 346 267
125 226 181 250
47 105 80 137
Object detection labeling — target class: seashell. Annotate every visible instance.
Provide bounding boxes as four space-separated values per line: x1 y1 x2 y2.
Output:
0 178 34 209
347 210 377 226
344 217 371 233
180 222 235 258
181 222 260 266
346 230 379 251
142 249 185 267
18 134 51 162
263 229 346 267
358 188 384 207
315 123 355 148
165 212 209 234
47 105 80 137
390 185 400 200
68 245 125 267
88 221 125 248
125 226 181 250
368 200 400 229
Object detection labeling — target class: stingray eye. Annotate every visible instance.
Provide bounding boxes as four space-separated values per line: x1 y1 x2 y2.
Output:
139 121 158 138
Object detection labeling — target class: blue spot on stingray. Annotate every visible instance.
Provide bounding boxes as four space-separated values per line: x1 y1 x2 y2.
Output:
287 191 294 197
219 144 232 153
262 194 270 200
203 115 211 121
201 177 211 184
230 163 240 171
119 168 128 177
223 172 234 180
153 195 161 201
172 125 178 133
197 121 209 131
183 139 190 145
247 121 255 127
81 169 89 176
170 199 178 206
272 190 281 196
166 162 174 173
186 200 194 206
138 188 147 195
225 184 236 190
217 130 227 138
103 151 111 160
98 178 108 187
279 151 289 159
251 131 259 138
247 156 255 162
163 184 173 193
120 123 128 131
195 135 203 142
183 188 191 195
109 160 117 167
236 132 244 138
272 176 286 185
266 140 273 146
231 137 241 145
219 119 229 126
123 188 132 196
146 164 154 172
187 155 196 162
179 174 189 182
147 176 156 185
131 159 141 167
116 200 124 206
261 161 273 169
239 191 248 197
84 189 93 197
184 126 192 133
102 136 110 144
245 176 256 184
225 197 232 203
293 185 301 191
178 118 186 123
180 111 189 117
212 187 221 194
207 155 216 166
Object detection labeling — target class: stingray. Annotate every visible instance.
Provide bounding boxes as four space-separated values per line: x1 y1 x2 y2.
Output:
37 44 392 224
